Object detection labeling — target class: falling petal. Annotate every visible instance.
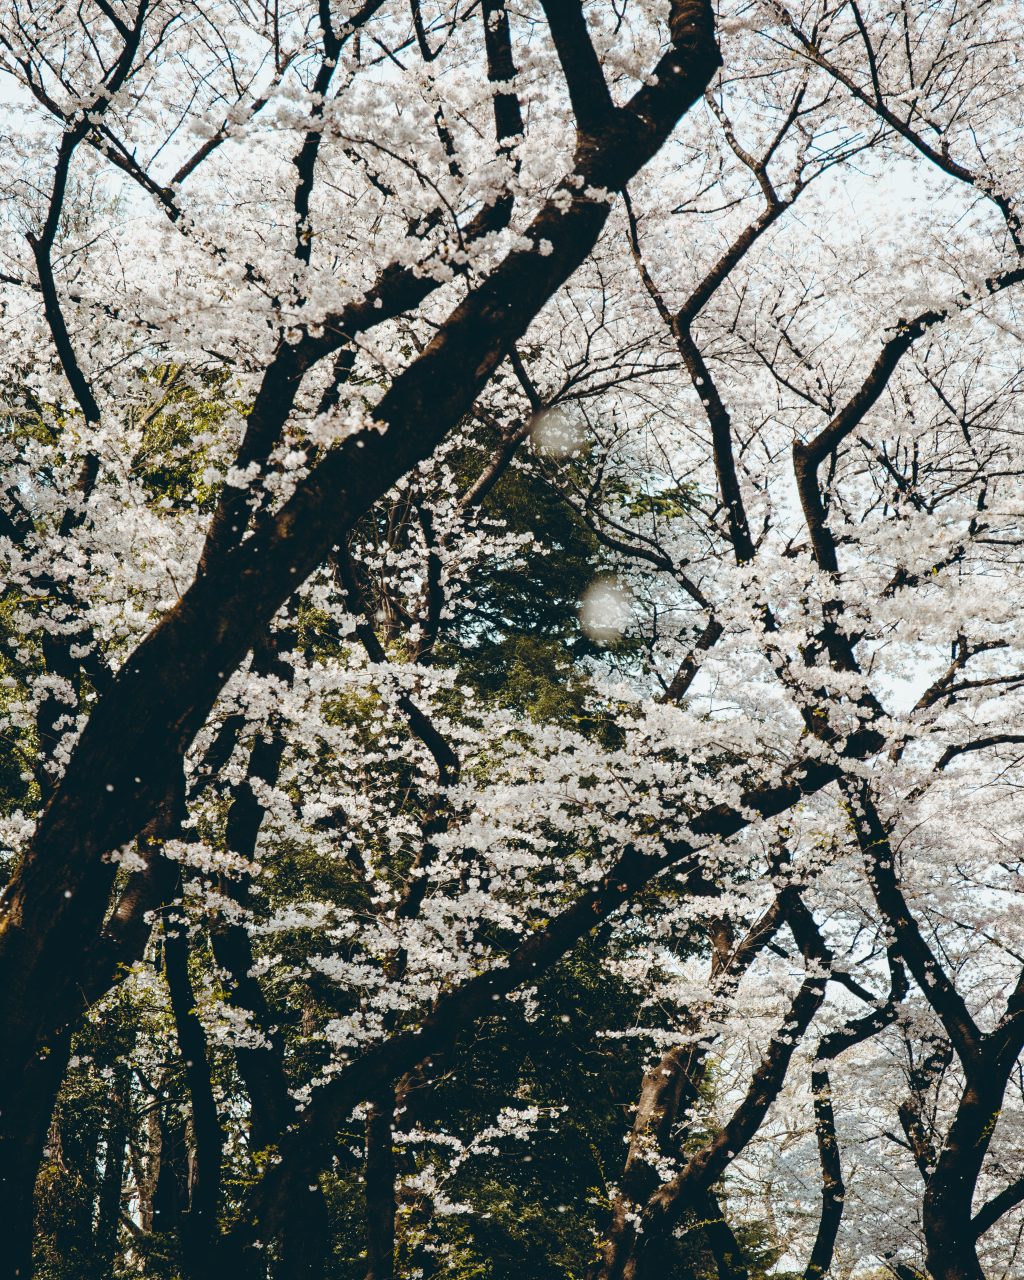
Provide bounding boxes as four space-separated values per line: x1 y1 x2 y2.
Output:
580 576 632 644
529 407 586 458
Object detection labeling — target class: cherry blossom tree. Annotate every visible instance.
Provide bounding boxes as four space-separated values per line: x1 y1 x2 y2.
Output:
0 0 1023 1278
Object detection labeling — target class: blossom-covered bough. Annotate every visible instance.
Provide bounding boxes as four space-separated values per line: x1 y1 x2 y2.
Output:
0 0 1023 1278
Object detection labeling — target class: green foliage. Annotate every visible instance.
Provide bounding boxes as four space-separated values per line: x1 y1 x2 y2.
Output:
626 482 701 523
439 445 628 736
0 595 36 827
133 365 246 512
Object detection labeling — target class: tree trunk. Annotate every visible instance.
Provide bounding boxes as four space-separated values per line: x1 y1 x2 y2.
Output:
805 1066 844 1280
365 1089 397 1280
922 1066 1007 1280
593 1043 703 1280
94 1076 128 1272
697 1189 749 1280
164 925 225 1280
0 1030 72 1280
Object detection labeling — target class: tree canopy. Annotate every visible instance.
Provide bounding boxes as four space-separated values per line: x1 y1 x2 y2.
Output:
1 1 1023 1278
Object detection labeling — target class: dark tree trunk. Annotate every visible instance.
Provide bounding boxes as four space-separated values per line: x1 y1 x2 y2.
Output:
164 925 226 1280
94 1077 128 1272
152 1101 190 1238
0 788 183 1280
593 1043 705 1280
805 1066 844 1280
922 1065 1006 1280
365 1089 397 1280
697 1190 749 1280
0 1031 72 1280
276 1185 331 1280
